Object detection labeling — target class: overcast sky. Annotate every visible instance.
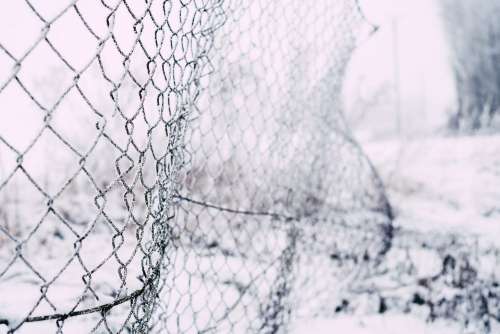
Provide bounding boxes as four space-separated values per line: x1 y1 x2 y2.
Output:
345 0 454 136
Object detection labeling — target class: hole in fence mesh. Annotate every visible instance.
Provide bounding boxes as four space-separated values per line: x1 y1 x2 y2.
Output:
0 0 392 333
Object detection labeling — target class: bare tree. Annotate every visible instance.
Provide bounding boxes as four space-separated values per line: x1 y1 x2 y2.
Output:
440 0 500 131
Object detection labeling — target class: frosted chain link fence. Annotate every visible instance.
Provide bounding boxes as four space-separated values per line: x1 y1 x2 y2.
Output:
0 0 392 333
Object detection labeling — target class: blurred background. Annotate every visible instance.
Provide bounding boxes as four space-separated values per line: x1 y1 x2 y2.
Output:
346 0 469 140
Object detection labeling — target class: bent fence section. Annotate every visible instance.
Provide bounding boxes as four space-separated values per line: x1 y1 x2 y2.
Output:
0 1 391 333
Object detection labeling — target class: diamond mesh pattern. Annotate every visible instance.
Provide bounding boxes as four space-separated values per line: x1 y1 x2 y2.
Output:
0 1 391 333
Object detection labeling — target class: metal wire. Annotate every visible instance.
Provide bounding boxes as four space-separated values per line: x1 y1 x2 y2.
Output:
157 0 393 332
0 0 393 333
0 0 225 332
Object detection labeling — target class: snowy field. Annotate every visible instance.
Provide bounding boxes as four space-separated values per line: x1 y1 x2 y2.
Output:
367 134 500 239
291 314 461 334
3 133 498 333
345 134 500 334
288 133 500 334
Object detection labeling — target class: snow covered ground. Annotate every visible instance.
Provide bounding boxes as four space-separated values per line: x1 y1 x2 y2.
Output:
366 134 500 239
2 131 499 333
287 133 500 334
291 314 462 334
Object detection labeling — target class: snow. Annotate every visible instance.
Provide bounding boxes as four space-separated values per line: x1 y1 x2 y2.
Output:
3 130 500 333
288 133 500 334
291 314 461 334
365 134 500 240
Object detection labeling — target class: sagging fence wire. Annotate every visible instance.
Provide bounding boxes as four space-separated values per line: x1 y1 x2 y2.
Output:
147 0 394 332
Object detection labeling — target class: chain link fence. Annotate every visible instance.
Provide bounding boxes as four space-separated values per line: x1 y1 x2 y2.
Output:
0 0 393 333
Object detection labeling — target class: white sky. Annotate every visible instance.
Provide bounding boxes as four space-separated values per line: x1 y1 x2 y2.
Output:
345 0 455 137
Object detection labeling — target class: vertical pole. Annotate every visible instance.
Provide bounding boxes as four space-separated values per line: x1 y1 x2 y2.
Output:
421 67 427 133
392 17 401 135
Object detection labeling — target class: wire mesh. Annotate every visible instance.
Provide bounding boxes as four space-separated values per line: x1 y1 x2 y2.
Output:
0 0 392 333
0 0 225 332
156 0 393 332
